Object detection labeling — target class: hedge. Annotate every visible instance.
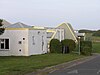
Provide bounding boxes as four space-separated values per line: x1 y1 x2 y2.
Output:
80 41 92 55
50 39 62 53
61 39 76 53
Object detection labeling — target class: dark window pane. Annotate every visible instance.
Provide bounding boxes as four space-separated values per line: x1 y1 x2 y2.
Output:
23 38 25 40
5 39 9 49
1 43 4 49
18 41 22 44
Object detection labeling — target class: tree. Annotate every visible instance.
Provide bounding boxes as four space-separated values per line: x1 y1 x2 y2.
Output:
92 30 100 37
0 19 3 26
79 29 93 33
0 19 5 35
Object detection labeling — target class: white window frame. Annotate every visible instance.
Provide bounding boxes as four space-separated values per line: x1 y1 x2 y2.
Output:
0 38 9 50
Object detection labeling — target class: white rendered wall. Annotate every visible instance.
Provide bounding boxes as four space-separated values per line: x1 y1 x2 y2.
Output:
54 29 64 41
0 29 29 56
28 29 47 55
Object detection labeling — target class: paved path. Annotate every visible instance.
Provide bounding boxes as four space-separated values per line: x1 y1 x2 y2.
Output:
48 54 100 75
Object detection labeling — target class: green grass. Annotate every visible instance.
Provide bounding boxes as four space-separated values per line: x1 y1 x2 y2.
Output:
92 42 100 53
85 34 100 53
92 36 100 42
0 53 84 75
91 36 100 53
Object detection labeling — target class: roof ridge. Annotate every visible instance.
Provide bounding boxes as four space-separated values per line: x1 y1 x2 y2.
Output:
17 22 24 28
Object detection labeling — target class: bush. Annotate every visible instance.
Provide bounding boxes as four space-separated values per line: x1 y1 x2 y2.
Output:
50 39 62 53
80 41 92 55
81 46 92 55
80 41 92 48
61 39 76 53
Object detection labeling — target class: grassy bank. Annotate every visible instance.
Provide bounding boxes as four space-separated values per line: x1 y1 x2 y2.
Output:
86 35 100 53
0 53 84 75
92 42 100 53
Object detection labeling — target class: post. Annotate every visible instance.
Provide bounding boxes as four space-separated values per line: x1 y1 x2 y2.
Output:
78 37 81 55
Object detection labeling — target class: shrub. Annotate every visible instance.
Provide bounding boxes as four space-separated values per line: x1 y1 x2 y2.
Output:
61 39 76 53
80 41 92 55
80 41 92 48
50 39 62 53
81 46 92 55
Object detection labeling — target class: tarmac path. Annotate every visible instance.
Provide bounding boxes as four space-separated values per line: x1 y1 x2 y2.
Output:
48 54 100 75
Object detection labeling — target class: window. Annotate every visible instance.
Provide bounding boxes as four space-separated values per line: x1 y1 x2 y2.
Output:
0 39 9 50
19 49 21 52
38 31 40 34
32 36 35 45
5 39 9 49
47 32 54 38
42 36 44 51
18 41 22 44
23 38 25 40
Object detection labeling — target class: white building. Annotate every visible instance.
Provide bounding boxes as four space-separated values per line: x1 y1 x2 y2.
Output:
0 22 47 56
0 19 78 56
57 23 78 42
45 22 77 52
75 30 86 41
46 28 64 41
46 22 77 44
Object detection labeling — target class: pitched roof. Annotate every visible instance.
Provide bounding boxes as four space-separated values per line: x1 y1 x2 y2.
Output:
56 22 77 42
6 22 32 28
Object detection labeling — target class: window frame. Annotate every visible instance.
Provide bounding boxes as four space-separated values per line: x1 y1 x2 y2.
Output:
0 38 10 50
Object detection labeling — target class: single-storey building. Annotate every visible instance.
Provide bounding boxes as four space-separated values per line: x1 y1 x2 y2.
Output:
46 22 77 44
0 22 47 56
45 22 77 52
0 19 78 56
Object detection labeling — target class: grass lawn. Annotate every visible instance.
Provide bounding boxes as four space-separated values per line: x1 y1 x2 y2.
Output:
92 36 100 42
85 35 100 53
0 53 84 75
92 42 100 53
91 36 100 53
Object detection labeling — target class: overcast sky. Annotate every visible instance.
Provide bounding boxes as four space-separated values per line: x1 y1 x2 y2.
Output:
0 0 100 30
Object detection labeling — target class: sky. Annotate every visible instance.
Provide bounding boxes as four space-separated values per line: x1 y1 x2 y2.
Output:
0 0 100 30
